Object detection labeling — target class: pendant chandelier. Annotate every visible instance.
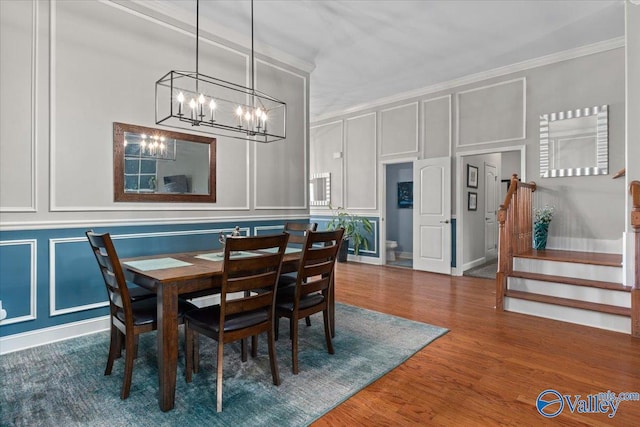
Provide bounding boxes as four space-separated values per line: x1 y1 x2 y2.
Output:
155 0 286 143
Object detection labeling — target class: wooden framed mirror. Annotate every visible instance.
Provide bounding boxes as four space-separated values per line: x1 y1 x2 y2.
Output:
113 122 216 202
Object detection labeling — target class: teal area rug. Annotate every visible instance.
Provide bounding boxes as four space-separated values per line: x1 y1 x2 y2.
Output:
0 303 447 427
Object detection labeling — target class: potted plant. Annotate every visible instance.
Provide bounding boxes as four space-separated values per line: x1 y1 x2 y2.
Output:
533 204 555 250
326 205 373 262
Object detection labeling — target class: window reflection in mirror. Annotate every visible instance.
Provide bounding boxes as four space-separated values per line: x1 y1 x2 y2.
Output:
310 173 330 206
539 105 608 178
114 122 216 203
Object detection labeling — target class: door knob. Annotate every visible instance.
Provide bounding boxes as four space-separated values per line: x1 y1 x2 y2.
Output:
439 219 450 224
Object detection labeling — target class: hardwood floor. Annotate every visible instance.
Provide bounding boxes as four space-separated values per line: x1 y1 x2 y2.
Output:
313 262 640 426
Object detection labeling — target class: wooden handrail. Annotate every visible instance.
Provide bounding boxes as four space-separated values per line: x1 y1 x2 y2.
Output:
630 180 640 338
496 174 536 311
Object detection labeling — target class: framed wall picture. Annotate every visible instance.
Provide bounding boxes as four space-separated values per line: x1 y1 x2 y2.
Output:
468 192 477 211
467 164 478 188
397 181 413 208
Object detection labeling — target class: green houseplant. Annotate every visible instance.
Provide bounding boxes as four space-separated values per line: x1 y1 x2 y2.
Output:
326 205 373 261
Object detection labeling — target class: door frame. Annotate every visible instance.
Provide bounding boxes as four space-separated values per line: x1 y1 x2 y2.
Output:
455 145 526 276
379 156 418 265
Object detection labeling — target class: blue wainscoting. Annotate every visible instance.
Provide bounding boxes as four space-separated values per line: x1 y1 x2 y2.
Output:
310 215 379 258
0 219 308 338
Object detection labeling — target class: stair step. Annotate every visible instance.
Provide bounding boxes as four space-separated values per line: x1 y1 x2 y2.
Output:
510 271 629 292
505 290 631 317
516 249 622 267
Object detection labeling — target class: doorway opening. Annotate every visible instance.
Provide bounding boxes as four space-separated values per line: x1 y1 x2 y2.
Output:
385 162 413 268
456 146 524 277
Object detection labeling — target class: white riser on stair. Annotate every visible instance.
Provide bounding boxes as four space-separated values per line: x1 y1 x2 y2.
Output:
504 297 631 334
507 277 631 308
513 258 622 283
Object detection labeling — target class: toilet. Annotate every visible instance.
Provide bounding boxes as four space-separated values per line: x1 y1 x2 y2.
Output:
386 240 398 261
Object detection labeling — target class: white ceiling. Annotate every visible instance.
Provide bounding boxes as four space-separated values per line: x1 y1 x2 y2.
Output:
149 0 625 121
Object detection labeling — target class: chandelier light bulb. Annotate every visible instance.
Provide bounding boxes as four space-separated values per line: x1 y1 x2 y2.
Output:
209 99 216 110
177 92 185 115
198 94 205 104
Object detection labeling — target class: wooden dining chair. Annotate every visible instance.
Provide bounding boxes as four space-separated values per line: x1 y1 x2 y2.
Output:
274 228 344 374
278 222 318 285
183 232 289 412
85 230 197 400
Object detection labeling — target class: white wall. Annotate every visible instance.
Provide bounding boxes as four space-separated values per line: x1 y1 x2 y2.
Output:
0 0 309 228
311 42 626 255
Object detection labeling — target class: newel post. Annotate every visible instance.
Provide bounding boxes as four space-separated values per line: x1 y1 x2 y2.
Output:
630 181 640 338
496 206 508 311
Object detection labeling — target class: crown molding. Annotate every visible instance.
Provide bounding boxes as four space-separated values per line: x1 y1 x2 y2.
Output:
311 36 625 123
106 0 315 74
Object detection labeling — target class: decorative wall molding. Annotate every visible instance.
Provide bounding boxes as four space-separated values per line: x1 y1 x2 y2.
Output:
253 225 284 235
455 77 526 147
0 0 38 213
0 239 37 326
312 37 624 124
0 214 310 231
254 59 308 210
379 102 419 157
49 0 252 212
422 94 452 159
345 112 377 210
48 228 242 316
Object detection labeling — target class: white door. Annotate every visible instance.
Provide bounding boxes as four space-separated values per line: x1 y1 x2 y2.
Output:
413 157 451 274
484 162 499 260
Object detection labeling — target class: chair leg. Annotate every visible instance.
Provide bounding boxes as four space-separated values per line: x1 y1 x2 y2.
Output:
291 317 300 374
289 317 294 340
115 329 123 359
185 323 193 383
105 324 119 376
121 332 136 400
305 316 311 327
267 327 281 386
323 309 334 355
251 335 258 358
274 316 280 341
193 333 200 374
241 338 248 362
216 341 224 413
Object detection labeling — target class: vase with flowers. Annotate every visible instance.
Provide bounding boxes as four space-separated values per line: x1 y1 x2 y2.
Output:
533 205 554 250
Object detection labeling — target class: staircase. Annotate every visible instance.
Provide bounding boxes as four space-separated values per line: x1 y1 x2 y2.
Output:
504 249 630 333
495 175 638 337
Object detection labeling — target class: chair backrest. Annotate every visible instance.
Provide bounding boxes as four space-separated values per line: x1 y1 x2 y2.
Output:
220 233 289 329
86 230 132 319
294 228 345 303
284 222 317 246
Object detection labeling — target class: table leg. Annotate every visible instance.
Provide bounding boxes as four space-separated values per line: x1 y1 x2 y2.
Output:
157 283 179 412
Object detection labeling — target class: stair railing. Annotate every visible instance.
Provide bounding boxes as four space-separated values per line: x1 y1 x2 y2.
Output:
496 174 537 311
631 180 640 338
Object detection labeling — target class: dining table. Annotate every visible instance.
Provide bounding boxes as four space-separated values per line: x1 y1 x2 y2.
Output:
121 247 335 412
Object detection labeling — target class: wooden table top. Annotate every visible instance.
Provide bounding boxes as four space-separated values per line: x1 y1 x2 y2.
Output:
122 249 301 283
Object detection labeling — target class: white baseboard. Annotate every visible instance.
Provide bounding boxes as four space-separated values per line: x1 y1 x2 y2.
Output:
463 257 487 272
347 254 382 265
0 316 111 355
